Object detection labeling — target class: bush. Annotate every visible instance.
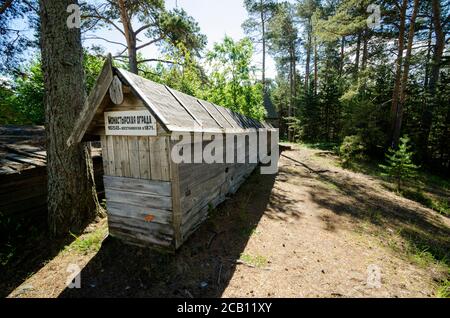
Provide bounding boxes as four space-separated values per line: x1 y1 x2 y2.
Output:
339 135 367 167
379 136 419 191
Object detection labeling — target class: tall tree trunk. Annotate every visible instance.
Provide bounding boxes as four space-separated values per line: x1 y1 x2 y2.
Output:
314 36 318 96
118 0 138 74
260 0 266 93
304 18 311 94
424 17 433 88
293 46 297 117
390 0 407 148
428 0 444 94
419 0 445 160
340 36 345 76
362 30 368 71
393 0 419 146
354 32 361 77
39 0 102 236
288 48 294 141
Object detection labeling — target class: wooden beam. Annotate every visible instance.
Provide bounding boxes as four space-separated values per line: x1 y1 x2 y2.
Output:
67 54 114 147
197 99 224 129
164 85 202 127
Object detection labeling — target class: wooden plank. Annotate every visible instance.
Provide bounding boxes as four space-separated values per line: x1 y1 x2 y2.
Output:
105 188 172 210
100 135 109 175
108 214 174 236
106 135 115 175
128 137 141 178
197 99 223 128
160 137 170 181
169 139 182 248
149 137 162 180
165 85 202 126
106 201 172 225
103 175 171 197
138 137 151 179
116 68 170 128
113 136 122 177
109 227 172 248
120 136 131 177
67 54 113 146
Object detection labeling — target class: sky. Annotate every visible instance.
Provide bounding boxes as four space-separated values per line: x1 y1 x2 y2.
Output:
83 0 277 78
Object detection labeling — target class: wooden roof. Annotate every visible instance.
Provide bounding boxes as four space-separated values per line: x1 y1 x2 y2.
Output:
68 56 274 146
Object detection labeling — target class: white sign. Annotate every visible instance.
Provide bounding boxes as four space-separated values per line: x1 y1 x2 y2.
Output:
104 110 157 136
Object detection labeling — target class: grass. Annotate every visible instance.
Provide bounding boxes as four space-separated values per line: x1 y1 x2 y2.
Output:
401 189 450 217
333 155 450 217
302 142 339 152
437 279 450 298
317 178 340 192
239 253 268 268
64 223 108 255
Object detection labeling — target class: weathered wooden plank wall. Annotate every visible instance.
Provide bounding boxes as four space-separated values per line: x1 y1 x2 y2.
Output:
104 175 174 248
0 157 104 218
100 135 170 181
0 126 104 218
173 135 257 244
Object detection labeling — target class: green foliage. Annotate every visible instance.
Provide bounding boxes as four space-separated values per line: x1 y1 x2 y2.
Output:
379 136 419 191
437 279 450 298
83 53 107 94
139 37 266 121
339 135 366 168
0 52 111 125
206 36 265 120
242 0 277 43
0 60 45 125
239 253 268 268
65 224 107 255
82 1 206 67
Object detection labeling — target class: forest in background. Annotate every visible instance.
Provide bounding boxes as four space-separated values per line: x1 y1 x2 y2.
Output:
1 0 449 176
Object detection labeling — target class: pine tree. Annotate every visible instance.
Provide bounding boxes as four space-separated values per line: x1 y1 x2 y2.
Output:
379 136 419 191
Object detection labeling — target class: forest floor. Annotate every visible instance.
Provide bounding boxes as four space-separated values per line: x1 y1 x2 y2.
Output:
3 143 450 298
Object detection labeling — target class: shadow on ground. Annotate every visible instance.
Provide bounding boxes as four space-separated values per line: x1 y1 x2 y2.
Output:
281 148 450 268
59 166 284 298
0 214 75 297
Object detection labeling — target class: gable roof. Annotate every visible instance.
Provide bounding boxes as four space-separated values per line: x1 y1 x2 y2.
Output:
68 57 274 146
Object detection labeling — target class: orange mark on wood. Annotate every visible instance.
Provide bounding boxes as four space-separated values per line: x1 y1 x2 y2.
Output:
144 214 155 222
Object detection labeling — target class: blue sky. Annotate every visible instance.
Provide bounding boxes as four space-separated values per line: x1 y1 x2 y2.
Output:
83 0 277 78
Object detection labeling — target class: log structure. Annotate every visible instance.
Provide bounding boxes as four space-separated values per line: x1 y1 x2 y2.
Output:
68 56 276 250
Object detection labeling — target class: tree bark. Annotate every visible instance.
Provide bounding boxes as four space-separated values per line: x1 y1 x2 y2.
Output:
314 36 318 96
0 0 14 14
340 36 345 76
418 0 445 160
304 18 311 95
118 0 138 74
390 0 407 148
362 29 368 71
288 47 293 141
392 0 419 146
260 0 266 93
424 16 433 88
39 0 102 236
428 0 445 94
354 32 361 77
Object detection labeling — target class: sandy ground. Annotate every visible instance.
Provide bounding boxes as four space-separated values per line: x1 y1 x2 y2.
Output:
6 144 449 298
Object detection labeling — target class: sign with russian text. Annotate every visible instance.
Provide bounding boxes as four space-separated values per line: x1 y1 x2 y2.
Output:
104 110 157 136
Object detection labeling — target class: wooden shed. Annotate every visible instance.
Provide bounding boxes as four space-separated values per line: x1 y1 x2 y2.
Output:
68 56 276 251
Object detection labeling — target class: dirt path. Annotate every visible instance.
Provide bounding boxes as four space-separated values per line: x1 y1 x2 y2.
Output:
7 144 449 298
